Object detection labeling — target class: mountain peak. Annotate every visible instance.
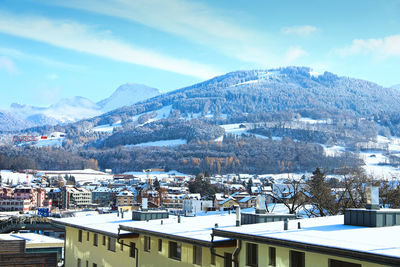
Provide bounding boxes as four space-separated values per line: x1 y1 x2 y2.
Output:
97 83 161 112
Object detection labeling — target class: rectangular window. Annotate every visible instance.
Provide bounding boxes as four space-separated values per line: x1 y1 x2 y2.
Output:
93 233 98 246
77 258 81 267
290 250 305 267
108 237 116 252
93 264 97 267
168 241 181 261
329 259 361 267
269 247 276 266
158 239 162 252
103 235 106 246
87 231 90 241
246 243 258 267
144 236 151 252
224 253 232 267
130 242 136 258
78 230 82 242
193 245 202 265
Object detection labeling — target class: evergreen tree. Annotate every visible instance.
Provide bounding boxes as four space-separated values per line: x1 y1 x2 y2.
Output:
306 167 335 216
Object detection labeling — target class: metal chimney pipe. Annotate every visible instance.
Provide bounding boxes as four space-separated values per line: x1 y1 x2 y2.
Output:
178 214 181 223
284 218 289 230
297 222 301 229
235 205 241 227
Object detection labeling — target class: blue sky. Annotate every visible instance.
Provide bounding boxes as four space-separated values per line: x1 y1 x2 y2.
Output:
0 0 400 108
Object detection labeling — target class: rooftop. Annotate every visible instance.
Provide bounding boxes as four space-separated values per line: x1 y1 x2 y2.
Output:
215 215 400 259
52 211 236 243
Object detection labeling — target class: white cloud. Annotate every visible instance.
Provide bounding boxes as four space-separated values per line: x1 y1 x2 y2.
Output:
0 10 220 79
44 0 275 66
335 34 400 58
281 25 318 37
0 46 85 71
0 56 18 74
284 47 309 63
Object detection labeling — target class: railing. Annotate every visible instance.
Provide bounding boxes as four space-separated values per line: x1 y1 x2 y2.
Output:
0 216 62 233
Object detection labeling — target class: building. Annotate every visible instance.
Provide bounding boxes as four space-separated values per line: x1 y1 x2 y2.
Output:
0 233 60 266
52 204 400 267
52 211 238 267
61 186 92 209
116 190 134 207
0 198 31 212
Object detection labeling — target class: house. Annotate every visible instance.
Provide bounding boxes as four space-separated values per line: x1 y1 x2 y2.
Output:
116 190 135 207
238 196 255 208
218 197 239 210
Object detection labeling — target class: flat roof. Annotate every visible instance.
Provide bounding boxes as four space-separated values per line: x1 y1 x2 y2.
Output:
52 211 236 244
0 233 64 248
214 215 400 263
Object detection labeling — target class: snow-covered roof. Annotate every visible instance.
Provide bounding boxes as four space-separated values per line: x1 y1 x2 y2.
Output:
0 233 63 247
215 215 400 259
52 212 236 243
238 196 254 203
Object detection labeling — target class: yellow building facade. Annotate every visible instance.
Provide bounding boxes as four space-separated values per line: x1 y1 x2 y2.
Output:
63 225 235 267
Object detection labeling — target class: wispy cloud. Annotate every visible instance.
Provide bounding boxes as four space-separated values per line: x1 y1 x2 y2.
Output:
334 34 400 58
281 25 318 37
44 0 275 66
284 47 309 64
0 56 18 74
0 46 85 71
0 10 220 79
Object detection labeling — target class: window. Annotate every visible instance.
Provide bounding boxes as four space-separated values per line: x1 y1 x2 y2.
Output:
78 230 82 242
77 258 81 267
269 247 276 266
290 250 305 267
224 253 232 267
86 261 88 267
93 233 98 246
329 259 361 267
120 239 124 251
158 239 162 252
108 237 116 252
92 264 97 267
87 231 90 241
103 235 106 246
130 242 136 258
246 243 258 267
193 245 202 265
144 236 151 252
168 241 181 261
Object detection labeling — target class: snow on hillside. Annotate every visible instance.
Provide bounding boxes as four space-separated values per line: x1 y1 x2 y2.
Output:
125 139 186 148
98 83 160 112
93 121 122 133
131 105 172 126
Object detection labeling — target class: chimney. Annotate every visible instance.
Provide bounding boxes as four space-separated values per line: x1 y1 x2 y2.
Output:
365 184 380 210
178 214 181 223
255 195 266 214
235 205 241 227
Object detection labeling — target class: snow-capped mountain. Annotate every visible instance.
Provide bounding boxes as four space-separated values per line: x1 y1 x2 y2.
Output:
5 83 161 129
392 84 400 90
10 96 101 124
97 83 161 112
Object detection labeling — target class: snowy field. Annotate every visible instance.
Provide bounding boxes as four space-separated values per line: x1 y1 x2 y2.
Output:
125 139 186 148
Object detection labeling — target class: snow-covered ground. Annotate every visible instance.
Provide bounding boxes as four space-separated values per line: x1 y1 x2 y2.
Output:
125 139 186 148
92 121 122 133
297 117 329 124
0 170 34 185
321 145 345 157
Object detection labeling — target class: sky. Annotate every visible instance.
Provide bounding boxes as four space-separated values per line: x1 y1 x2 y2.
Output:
0 0 400 109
